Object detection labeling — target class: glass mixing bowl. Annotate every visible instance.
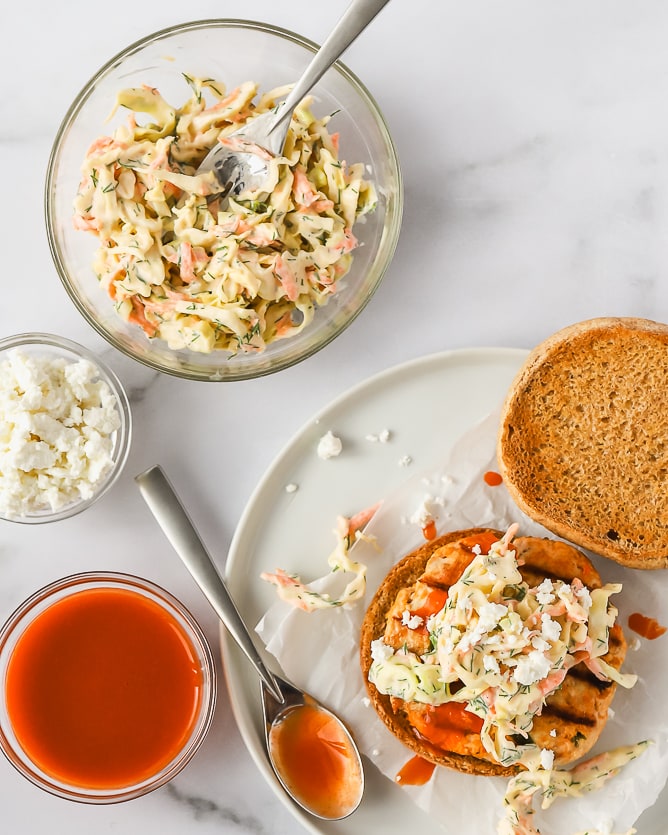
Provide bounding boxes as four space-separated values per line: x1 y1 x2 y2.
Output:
45 19 403 381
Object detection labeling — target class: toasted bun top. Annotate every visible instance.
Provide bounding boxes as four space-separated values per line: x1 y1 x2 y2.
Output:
497 317 668 569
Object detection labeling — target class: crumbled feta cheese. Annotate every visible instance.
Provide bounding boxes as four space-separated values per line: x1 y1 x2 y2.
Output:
575 585 593 611
540 613 562 642
549 728 557 737
370 639 394 662
540 748 555 770
366 428 391 443
536 578 555 606
317 430 342 459
398 455 412 467
531 635 551 652
401 610 424 630
512 650 552 686
409 494 436 527
361 696 371 708
0 349 121 516
456 596 473 616
284 482 299 494
478 602 508 633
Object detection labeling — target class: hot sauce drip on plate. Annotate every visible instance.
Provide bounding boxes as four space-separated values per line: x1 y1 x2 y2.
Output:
5 587 203 789
396 755 436 786
483 470 503 487
422 519 438 541
628 612 667 640
268 702 362 819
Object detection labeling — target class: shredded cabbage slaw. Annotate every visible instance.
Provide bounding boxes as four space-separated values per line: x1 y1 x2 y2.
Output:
73 76 377 354
367 525 647 835
369 525 638 770
261 503 380 611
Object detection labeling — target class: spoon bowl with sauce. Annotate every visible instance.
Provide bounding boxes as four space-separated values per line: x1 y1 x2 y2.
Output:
135 464 364 821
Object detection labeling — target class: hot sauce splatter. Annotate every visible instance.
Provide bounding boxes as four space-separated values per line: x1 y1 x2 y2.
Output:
406 586 450 623
483 470 503 487
422 519 437 541
409 702 484 751
628 612 667 640
396 755 436 786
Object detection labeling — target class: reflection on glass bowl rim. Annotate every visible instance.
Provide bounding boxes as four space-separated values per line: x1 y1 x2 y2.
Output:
45 19 403 382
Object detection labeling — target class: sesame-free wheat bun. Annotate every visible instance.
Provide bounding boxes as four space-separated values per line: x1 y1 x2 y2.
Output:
359 529 626 776
497 317 668 569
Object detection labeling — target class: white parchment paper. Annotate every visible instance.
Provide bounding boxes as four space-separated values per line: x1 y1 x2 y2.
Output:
256 413 668 833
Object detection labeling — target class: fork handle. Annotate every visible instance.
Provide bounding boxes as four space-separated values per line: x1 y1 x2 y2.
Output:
135 465 284 703
268 0 392 138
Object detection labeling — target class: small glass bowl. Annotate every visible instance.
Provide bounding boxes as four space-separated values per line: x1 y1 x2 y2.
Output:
0 572 216 803
45 19 403 381
0 332 131 524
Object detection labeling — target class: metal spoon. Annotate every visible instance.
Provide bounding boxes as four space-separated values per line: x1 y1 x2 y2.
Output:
197 0 391 197
135 464 364 820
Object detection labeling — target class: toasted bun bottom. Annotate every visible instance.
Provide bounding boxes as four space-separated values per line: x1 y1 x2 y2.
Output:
360 528 513 776
360 528 625 777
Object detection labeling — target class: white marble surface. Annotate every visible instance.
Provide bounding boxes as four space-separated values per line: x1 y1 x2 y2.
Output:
2 1 668 833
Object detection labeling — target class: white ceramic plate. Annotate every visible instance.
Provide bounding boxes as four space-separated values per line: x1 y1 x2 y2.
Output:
221 347 666 835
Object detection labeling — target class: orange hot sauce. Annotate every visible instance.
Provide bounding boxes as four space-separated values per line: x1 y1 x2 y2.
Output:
483 470 503 487
422 519 438 541
460 530 501 554
628 612 667 640
396 755 436 786
409 702 484 751
269 702 362 819
5 587 203 789
396 703 484 785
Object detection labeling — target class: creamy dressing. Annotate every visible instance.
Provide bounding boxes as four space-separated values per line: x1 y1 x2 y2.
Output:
261 506 379 611
499 742 649 835
73 77 377 354
367 526 647 834
369 525 636 769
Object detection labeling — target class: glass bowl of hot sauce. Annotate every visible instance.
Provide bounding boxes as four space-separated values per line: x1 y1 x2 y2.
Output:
0 572 216 803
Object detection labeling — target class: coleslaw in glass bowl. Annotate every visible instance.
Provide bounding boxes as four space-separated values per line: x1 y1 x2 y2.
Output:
46 20 403 382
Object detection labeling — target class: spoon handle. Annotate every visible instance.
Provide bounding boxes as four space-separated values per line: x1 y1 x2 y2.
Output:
269 0 392 138
135 465 284 703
